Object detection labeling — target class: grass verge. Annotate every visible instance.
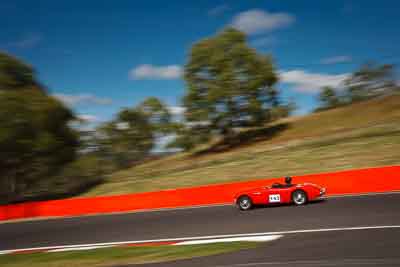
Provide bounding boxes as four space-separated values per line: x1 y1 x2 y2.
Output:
0 242 259 267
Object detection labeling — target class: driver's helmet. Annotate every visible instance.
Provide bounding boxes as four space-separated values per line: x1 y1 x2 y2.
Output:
285 176 292 184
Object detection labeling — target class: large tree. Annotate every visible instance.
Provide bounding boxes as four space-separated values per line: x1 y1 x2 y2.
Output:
0 53 78 202
183 28 279 137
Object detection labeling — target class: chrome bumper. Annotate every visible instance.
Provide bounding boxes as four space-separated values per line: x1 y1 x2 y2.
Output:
317 188 327 200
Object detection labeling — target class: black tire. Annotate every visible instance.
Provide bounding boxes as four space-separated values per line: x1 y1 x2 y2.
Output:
237 195 253 211
292 190 308 205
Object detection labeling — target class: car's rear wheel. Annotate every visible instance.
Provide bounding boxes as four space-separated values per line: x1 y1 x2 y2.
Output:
292 190 307 205
237 196 253 211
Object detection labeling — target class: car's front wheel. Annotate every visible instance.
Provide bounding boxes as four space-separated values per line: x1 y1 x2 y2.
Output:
292 190 308 205
237 196 253 211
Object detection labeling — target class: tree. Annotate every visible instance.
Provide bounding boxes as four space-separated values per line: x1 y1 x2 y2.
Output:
183 28 279 139
0 89 78 202
96 108 153 168
344 63 397 102
137 97 172 135
318 86 341 110
270 101 296 120
0 52 79 203
86 98 175 166
166 122 211 152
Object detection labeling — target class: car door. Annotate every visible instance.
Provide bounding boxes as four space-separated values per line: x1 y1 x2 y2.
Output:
267 187 293 204
248 187 270 204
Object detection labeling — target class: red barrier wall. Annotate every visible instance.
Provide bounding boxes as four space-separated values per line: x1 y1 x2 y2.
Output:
0 165 399 221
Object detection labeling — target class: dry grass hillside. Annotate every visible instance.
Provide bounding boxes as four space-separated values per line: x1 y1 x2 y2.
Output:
85 95 400 197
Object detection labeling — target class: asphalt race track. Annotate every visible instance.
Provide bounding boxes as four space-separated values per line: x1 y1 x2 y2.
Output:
133 228 400 267
1 193 400 266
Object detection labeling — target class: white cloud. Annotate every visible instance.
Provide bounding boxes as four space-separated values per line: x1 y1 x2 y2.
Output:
251 36 276 47
208 4 230 17
280 70 350 93
9 33 42 49
53 93 112 106
321 55 352 65
129 64 182 80
168 106 185 115
231 9 295 35
77 114 99 123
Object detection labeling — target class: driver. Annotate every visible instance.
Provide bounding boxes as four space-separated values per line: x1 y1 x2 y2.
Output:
272 176 293 188
285 176 292 186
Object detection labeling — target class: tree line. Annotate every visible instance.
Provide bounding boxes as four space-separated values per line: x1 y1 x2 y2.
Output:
317 63 398 112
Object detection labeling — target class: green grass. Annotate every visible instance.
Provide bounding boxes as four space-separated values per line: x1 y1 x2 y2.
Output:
0 242 259 267
85 95 400 197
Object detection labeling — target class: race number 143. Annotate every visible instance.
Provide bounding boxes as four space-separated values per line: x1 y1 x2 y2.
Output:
269 194 281 203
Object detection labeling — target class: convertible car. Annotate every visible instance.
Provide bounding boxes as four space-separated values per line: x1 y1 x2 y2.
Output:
234 177 326 210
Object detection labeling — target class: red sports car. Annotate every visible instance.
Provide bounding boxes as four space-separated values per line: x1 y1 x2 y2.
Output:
234 177 326 210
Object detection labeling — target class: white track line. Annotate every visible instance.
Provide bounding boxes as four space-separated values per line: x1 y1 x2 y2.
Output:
1 225 400 255
174 235 282 245
47 245 114 253
214 258 400 267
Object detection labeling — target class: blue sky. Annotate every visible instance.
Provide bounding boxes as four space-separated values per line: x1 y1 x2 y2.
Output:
1 0 399 123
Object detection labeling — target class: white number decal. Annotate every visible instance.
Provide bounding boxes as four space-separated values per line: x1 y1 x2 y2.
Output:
269 194 281 203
